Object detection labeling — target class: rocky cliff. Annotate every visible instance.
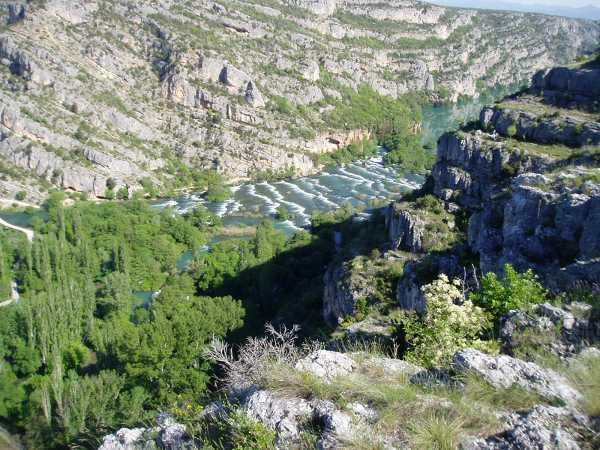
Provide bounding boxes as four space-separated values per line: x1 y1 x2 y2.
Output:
321 61 600 326
0 0 598 202
431 64 600 292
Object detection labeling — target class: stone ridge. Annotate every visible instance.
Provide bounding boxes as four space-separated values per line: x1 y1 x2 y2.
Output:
0 0 597 201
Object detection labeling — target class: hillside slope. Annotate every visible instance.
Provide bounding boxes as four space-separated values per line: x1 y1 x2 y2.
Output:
0 0 598 202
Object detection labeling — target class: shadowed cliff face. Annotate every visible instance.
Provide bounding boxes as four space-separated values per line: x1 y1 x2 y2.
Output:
0 0 598 202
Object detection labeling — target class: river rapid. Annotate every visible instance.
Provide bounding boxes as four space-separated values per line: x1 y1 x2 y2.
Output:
1 87 516 239
155 86 517 236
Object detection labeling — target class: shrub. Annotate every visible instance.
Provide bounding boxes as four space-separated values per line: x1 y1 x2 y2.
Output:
470 264 547 321
400 274 491 368
227 409 277 450
14 191 26 201
506 124 517 137
116 186 129 200
104 188 115 200
269 96 294 115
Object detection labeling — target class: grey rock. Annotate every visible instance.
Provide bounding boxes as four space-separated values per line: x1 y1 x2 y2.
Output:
386 203 424 253
466 406 581 450
98 428 148 450
323 262 375 326
300 60 320 82
245 81 265 108
99 414 192 450
396 266 426 313
531 66 600 110
219 63 251 90
0 37 53 86
7 4 26 24
295 350 356 381
241 389 313 443
453 349 581 406
289 0 338 16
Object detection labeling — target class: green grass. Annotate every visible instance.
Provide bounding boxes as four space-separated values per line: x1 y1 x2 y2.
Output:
407 412 464 450
503 139 575 159
459 373 546 411
566 352 600 417
260 356 525 447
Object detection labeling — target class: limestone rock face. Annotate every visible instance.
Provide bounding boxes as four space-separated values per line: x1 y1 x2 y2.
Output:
0 37 53 86
453 349 582 406
532 66 600 110
386 206 424 253
432 65 600 290
0 0 598 201
219 64 251 90
323 262 375 326
480 105 600 147
288 0 338 16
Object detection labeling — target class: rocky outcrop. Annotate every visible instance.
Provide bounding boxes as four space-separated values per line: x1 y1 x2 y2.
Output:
500 302 599 358
99 414 190 450
453 349 582 406
323 262 375 326
385 204 424 253
466 405 584 450
532 66 600 110
480 104 600 147
431 64 600 290
0 37 52 86
432 132 552 209
469 170 600 287
289 0 338 16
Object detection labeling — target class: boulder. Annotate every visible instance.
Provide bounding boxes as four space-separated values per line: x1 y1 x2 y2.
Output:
219 64 251 89
295 350 356 381
98 414 190 450
245 81 265 108
300 60 320 82
453 349 581 406
466 406 581 450
98 428 147 450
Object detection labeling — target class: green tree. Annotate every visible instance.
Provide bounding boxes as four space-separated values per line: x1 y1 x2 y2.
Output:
470 264 548 321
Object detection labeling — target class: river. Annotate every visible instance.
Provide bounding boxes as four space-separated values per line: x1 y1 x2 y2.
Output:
1 87 517 239
154 86 518 235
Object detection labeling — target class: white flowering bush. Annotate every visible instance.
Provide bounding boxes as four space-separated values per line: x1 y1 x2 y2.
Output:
401 274 491 368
